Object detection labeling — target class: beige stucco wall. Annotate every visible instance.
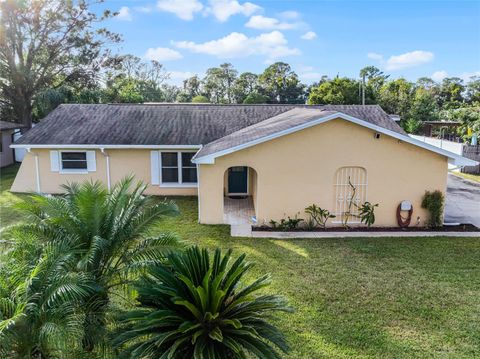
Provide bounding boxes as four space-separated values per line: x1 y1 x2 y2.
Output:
1 130 15 168
198 118 448 227
10 149 197 196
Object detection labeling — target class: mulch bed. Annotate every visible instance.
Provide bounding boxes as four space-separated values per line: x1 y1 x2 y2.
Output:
253 224 480 232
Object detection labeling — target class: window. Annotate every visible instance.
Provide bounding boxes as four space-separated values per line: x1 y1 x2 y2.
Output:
61 152 88 170
161 152 179 183
160 151 197 185
181 152 197 183
334 167 367 222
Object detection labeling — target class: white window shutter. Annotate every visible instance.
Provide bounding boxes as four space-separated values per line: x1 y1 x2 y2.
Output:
150 151 160 185
86 151 96 172
50 151 59 172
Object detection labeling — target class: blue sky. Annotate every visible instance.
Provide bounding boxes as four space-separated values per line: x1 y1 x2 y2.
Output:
98 0 480 85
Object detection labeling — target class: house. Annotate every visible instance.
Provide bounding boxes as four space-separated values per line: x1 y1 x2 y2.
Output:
10 104 477 227
1 121 25 168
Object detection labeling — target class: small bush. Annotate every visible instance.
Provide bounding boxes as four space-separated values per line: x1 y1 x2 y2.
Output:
279 214 303 231
269 214 303 231
191 95 210 103
305 204 335 229
358 202 379 227
421 190 444 228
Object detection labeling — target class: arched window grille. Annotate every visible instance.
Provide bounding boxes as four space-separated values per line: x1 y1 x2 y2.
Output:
334 167 367 222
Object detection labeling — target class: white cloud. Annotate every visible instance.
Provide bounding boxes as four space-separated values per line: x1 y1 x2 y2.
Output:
461 71 480 82
431 70 448 82
157 0 203 20
367 52 383 61
299 72 324 81
169 70 195 80
279 10 300 20
367 50 434 70
246 15 296 30
145 47 183 61
206 0 261 22
300 31 317 40
135 6 154 13
116 6 132 21
385 50 434 70
298 65 314 72
173 31 300 60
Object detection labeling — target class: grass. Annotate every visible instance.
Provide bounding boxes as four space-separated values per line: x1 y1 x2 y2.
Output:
453 171 480 183
0 164 29 228
2 166 480 358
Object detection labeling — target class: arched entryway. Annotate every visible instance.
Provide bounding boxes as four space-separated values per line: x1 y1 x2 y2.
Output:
223 166 258 225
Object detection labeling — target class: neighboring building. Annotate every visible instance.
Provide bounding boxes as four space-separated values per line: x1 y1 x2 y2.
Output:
10 104 477 227
0 121 24 168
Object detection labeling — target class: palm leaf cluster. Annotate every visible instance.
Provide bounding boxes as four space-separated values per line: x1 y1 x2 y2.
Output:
0 177 181 357
114 246 292 359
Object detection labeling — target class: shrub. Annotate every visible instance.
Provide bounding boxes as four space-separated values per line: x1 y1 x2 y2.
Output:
279 214 303 231
421 190 445 228
113 246 291 358
358 202 379 227
305 204 335 229
191 95 210 103
242 92 268 104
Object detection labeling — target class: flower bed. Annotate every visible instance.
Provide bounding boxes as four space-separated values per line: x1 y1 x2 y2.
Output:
253 223 480 232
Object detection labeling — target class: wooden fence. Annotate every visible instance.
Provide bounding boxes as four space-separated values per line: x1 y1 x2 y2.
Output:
462 145 480 174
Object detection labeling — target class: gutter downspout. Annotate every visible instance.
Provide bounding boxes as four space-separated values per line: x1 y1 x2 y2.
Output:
195 145 202 224
27 148 41 193
100 148 111 191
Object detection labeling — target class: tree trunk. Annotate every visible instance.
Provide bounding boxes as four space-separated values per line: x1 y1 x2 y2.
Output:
13 94 33 130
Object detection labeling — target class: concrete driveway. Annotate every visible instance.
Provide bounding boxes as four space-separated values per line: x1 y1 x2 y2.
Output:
445 174 480 227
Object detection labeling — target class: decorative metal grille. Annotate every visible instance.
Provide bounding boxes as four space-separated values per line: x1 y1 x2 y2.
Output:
333 167 367 222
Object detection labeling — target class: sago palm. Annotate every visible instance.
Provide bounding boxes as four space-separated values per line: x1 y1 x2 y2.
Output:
0 233 94 358
15 176 181 350
114 246 292 359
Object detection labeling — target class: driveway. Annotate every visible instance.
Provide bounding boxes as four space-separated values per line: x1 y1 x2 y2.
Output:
445 174 480 227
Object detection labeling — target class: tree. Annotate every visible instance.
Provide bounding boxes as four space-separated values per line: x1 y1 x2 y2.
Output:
437 77 465 109
465 76 480 104
114 246 292 358
203 63 238 103
161 84 181 102
378 78 414 118
359 66 389 103
14 177 181 351
409 87 439 122
0 0 120 127
259 62 305 104
308 77 359 105
439 106 480 141
243 92 269 104
103 55 169 103
233 72 259 103
191 95 210 103
176 92 191 103
183 75 202 99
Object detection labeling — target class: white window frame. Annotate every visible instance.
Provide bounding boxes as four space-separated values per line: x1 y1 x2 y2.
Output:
332 166 368 224
59 150 89 174
159 151 198 187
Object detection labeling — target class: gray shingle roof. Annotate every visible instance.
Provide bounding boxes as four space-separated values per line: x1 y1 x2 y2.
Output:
0 121 25 131
15 103 405 146
195 108 338 158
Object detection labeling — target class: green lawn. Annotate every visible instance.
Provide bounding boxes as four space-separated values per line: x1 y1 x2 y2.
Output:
2 165 480 358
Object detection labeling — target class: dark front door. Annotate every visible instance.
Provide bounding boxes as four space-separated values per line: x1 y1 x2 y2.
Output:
228 167 248 194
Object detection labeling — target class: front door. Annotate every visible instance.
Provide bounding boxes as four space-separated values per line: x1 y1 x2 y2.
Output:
228 167 248 194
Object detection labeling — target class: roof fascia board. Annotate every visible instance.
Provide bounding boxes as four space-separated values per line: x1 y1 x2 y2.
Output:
10 144 202 150
193 112 478 166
